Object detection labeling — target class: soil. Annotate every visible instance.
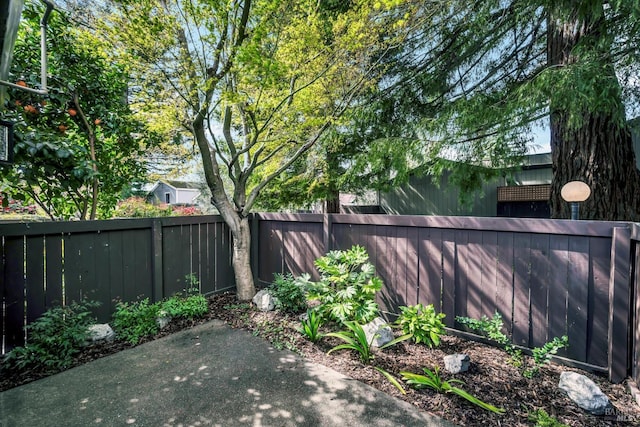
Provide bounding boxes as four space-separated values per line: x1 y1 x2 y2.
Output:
2 291 639 427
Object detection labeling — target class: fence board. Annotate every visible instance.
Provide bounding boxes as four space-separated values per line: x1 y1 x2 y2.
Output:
567 236 590 363
25 236 45 325
92 232 112 322
530 233 550 347
466 230 483 322
441 230 456 327
512 232 531 347
588 236 611 367
480 231 498 319
496 232 514 337
548 235 569 358
454 230 470 325
4 236 25 349
418 228 441 310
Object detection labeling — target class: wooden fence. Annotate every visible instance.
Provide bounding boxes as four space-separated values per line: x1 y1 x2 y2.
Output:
2 212 639 384
255 213 639 383
0 216 234 352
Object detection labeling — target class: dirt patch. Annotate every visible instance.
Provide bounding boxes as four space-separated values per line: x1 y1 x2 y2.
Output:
2 292 639 426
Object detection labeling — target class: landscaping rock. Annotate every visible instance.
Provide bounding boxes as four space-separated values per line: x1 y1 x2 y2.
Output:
252 289 275 311
443 353 470 374
156 310 172 329
87 324 115 344
362 317 394 348
558 371 612 415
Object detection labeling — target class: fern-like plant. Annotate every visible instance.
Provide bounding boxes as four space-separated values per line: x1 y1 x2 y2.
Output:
307 245 382 324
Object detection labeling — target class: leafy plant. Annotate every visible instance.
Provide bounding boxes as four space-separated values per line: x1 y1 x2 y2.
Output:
401 366 505 414
457 312 568 378
299 309 324 342
396 303 446 348
527 409 569 427
269 273 308 314
161 294 208 319
524 336 569 378
2 300 98 372
308 245 382 324
375 366 406 395
326 321 409 363
112 298 161 344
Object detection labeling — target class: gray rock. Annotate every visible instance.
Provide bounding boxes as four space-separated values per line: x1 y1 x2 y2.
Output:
87 324 115 343
362 317 394 348
443 353 470 374
252 289 275 311
156 310 172 329
558 371 612 415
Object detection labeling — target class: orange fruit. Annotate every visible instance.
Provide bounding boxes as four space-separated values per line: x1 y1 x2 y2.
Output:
68 108 77 117
94 118 102 125
24 105 37 114
58 124 67 133
16 80 27 87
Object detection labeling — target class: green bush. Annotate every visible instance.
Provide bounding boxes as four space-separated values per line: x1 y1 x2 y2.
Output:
396 303 446 348
162 294 208 319
307 245 382 324
2 300 98 372
269 273 308 314
112 298 161 344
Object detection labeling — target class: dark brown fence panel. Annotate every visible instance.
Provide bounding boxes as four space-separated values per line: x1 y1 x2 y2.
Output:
0 216 234 353
254 213 632 382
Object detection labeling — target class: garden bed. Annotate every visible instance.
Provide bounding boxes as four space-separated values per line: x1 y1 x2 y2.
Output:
1 291 639 426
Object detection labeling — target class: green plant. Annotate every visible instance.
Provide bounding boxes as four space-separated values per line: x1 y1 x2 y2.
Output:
299 309 324 342
112 298 161 344
457 312 568 378
527 409 569 427
396 303 446 348
269 273 309 314
524 336 569 378
161 294 208 319
307 245 382 324
2 300 98 372
326 321 409 363
401 366 505 414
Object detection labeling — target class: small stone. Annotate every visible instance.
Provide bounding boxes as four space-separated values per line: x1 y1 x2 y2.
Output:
156 311 172 329
443 354 470 374
87 324 115 343
558 371 612 415
252 289 275 311
362 317 394 348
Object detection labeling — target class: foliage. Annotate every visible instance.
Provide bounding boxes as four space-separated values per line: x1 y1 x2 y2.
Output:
326 321 409 364
396 303 446 348
374 366 406 395
307 245 382 324
269 273 308 314
112 298 161 345
161 294 208 319
2 301 98 372
112 197 173 218
400 366 505 414
456 312 568 378
298 309 324 343
112 289 209 344
0 3 157 220
527 409 569 427
525 336 569 378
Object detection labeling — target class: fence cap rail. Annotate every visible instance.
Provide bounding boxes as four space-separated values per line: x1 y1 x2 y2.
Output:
254 213 632 237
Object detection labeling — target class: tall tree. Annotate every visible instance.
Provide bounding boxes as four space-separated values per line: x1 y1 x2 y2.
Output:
103 0 402 299
0 3 155 219
375 0 640 220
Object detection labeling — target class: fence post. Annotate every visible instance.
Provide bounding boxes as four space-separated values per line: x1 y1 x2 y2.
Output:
250 213 259 286
151 219 164 302
323 214 333 253
608 225 632 383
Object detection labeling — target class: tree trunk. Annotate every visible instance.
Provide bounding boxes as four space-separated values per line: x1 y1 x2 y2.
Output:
325 189 340 213
547 3 640 220
231 216 255 301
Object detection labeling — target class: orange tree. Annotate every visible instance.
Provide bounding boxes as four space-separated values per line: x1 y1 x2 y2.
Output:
0 3 158 220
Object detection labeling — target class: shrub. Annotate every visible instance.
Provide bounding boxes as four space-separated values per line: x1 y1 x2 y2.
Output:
396 303 446 347
269 273 308 314
307 245 382 324
162 294 208 319
112 298 161 344
113 197 173 218
2 300 98 371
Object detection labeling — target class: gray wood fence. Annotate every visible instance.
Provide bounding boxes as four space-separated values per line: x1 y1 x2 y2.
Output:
0 216 234 352
255 213 639 383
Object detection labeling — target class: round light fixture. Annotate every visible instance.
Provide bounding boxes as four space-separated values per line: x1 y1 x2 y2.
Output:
560 181 591 203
